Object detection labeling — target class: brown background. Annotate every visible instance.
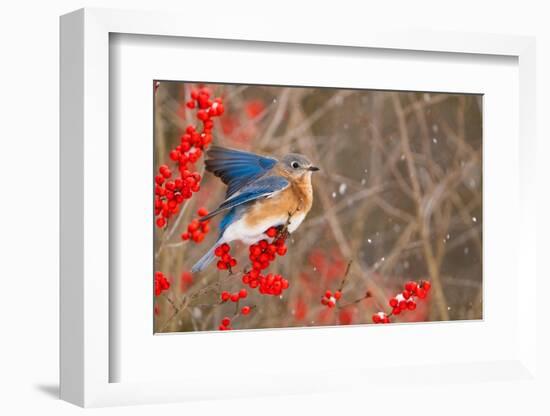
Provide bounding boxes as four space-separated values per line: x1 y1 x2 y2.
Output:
154 82 482 332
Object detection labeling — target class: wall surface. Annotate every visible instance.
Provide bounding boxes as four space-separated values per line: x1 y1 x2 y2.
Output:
0 0 548 414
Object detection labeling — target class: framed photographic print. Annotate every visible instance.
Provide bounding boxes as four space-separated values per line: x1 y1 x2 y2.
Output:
60 7 538 408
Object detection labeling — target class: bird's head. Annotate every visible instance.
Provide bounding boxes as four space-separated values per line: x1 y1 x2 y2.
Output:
279 153 320 180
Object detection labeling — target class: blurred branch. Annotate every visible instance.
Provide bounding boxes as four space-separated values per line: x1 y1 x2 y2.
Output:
392 93 449 320
260 87 291 146
273 90 355 143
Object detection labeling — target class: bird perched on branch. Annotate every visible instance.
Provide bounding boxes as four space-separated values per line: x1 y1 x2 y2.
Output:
191 146 319 273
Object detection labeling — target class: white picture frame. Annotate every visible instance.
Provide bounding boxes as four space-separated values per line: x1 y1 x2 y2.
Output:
60 7 538 407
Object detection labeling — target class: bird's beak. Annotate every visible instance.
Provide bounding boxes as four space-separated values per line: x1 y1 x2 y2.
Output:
308 166 320 172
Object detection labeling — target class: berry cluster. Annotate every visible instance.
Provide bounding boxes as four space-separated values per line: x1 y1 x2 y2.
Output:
218 317 232 331
186 89 225 117
220 288 248 303
321 289 342 308
247 273 290 296
215 243 237 270
372 280 431 324
154 271 170 296
240 228 290 296
372 312 391 324
249 229 288 270
213 227 290 330
181 207 211 243
154 87 223 229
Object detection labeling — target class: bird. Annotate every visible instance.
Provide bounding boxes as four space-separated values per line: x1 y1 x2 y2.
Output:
191 146 319 273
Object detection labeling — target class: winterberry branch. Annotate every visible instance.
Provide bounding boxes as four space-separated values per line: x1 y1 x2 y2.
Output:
320 259 365 309
154 87 223 230
337 260 353 292
336 291 373 309
372 280 431 324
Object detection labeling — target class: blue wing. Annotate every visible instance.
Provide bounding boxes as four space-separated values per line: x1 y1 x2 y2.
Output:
199 175 289 222
205 146 278 198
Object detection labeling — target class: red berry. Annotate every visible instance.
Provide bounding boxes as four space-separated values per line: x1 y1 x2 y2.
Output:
156 217 166 227
169 150 180 161
241 306 251 315
197 109 208 121
197 207 209 217
221 317 231 327
239 288 248 299
405 281 418 293
276 246 288 256
188 220 200 232
221 291 230 302
230 293 239 302
334 290 342 300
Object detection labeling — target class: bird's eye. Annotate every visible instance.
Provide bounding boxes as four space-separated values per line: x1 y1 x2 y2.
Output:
291 161 299 169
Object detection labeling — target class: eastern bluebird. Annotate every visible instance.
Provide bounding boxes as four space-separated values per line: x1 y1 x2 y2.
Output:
191 146 319 273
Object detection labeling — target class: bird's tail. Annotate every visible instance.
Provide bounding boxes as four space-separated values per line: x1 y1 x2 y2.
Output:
191 239 222 273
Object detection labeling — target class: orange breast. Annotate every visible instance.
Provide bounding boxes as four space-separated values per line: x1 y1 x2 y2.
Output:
244 174 313 229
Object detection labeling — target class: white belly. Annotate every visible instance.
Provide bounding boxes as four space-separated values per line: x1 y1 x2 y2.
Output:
223 211 307 245
287 212 306 233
